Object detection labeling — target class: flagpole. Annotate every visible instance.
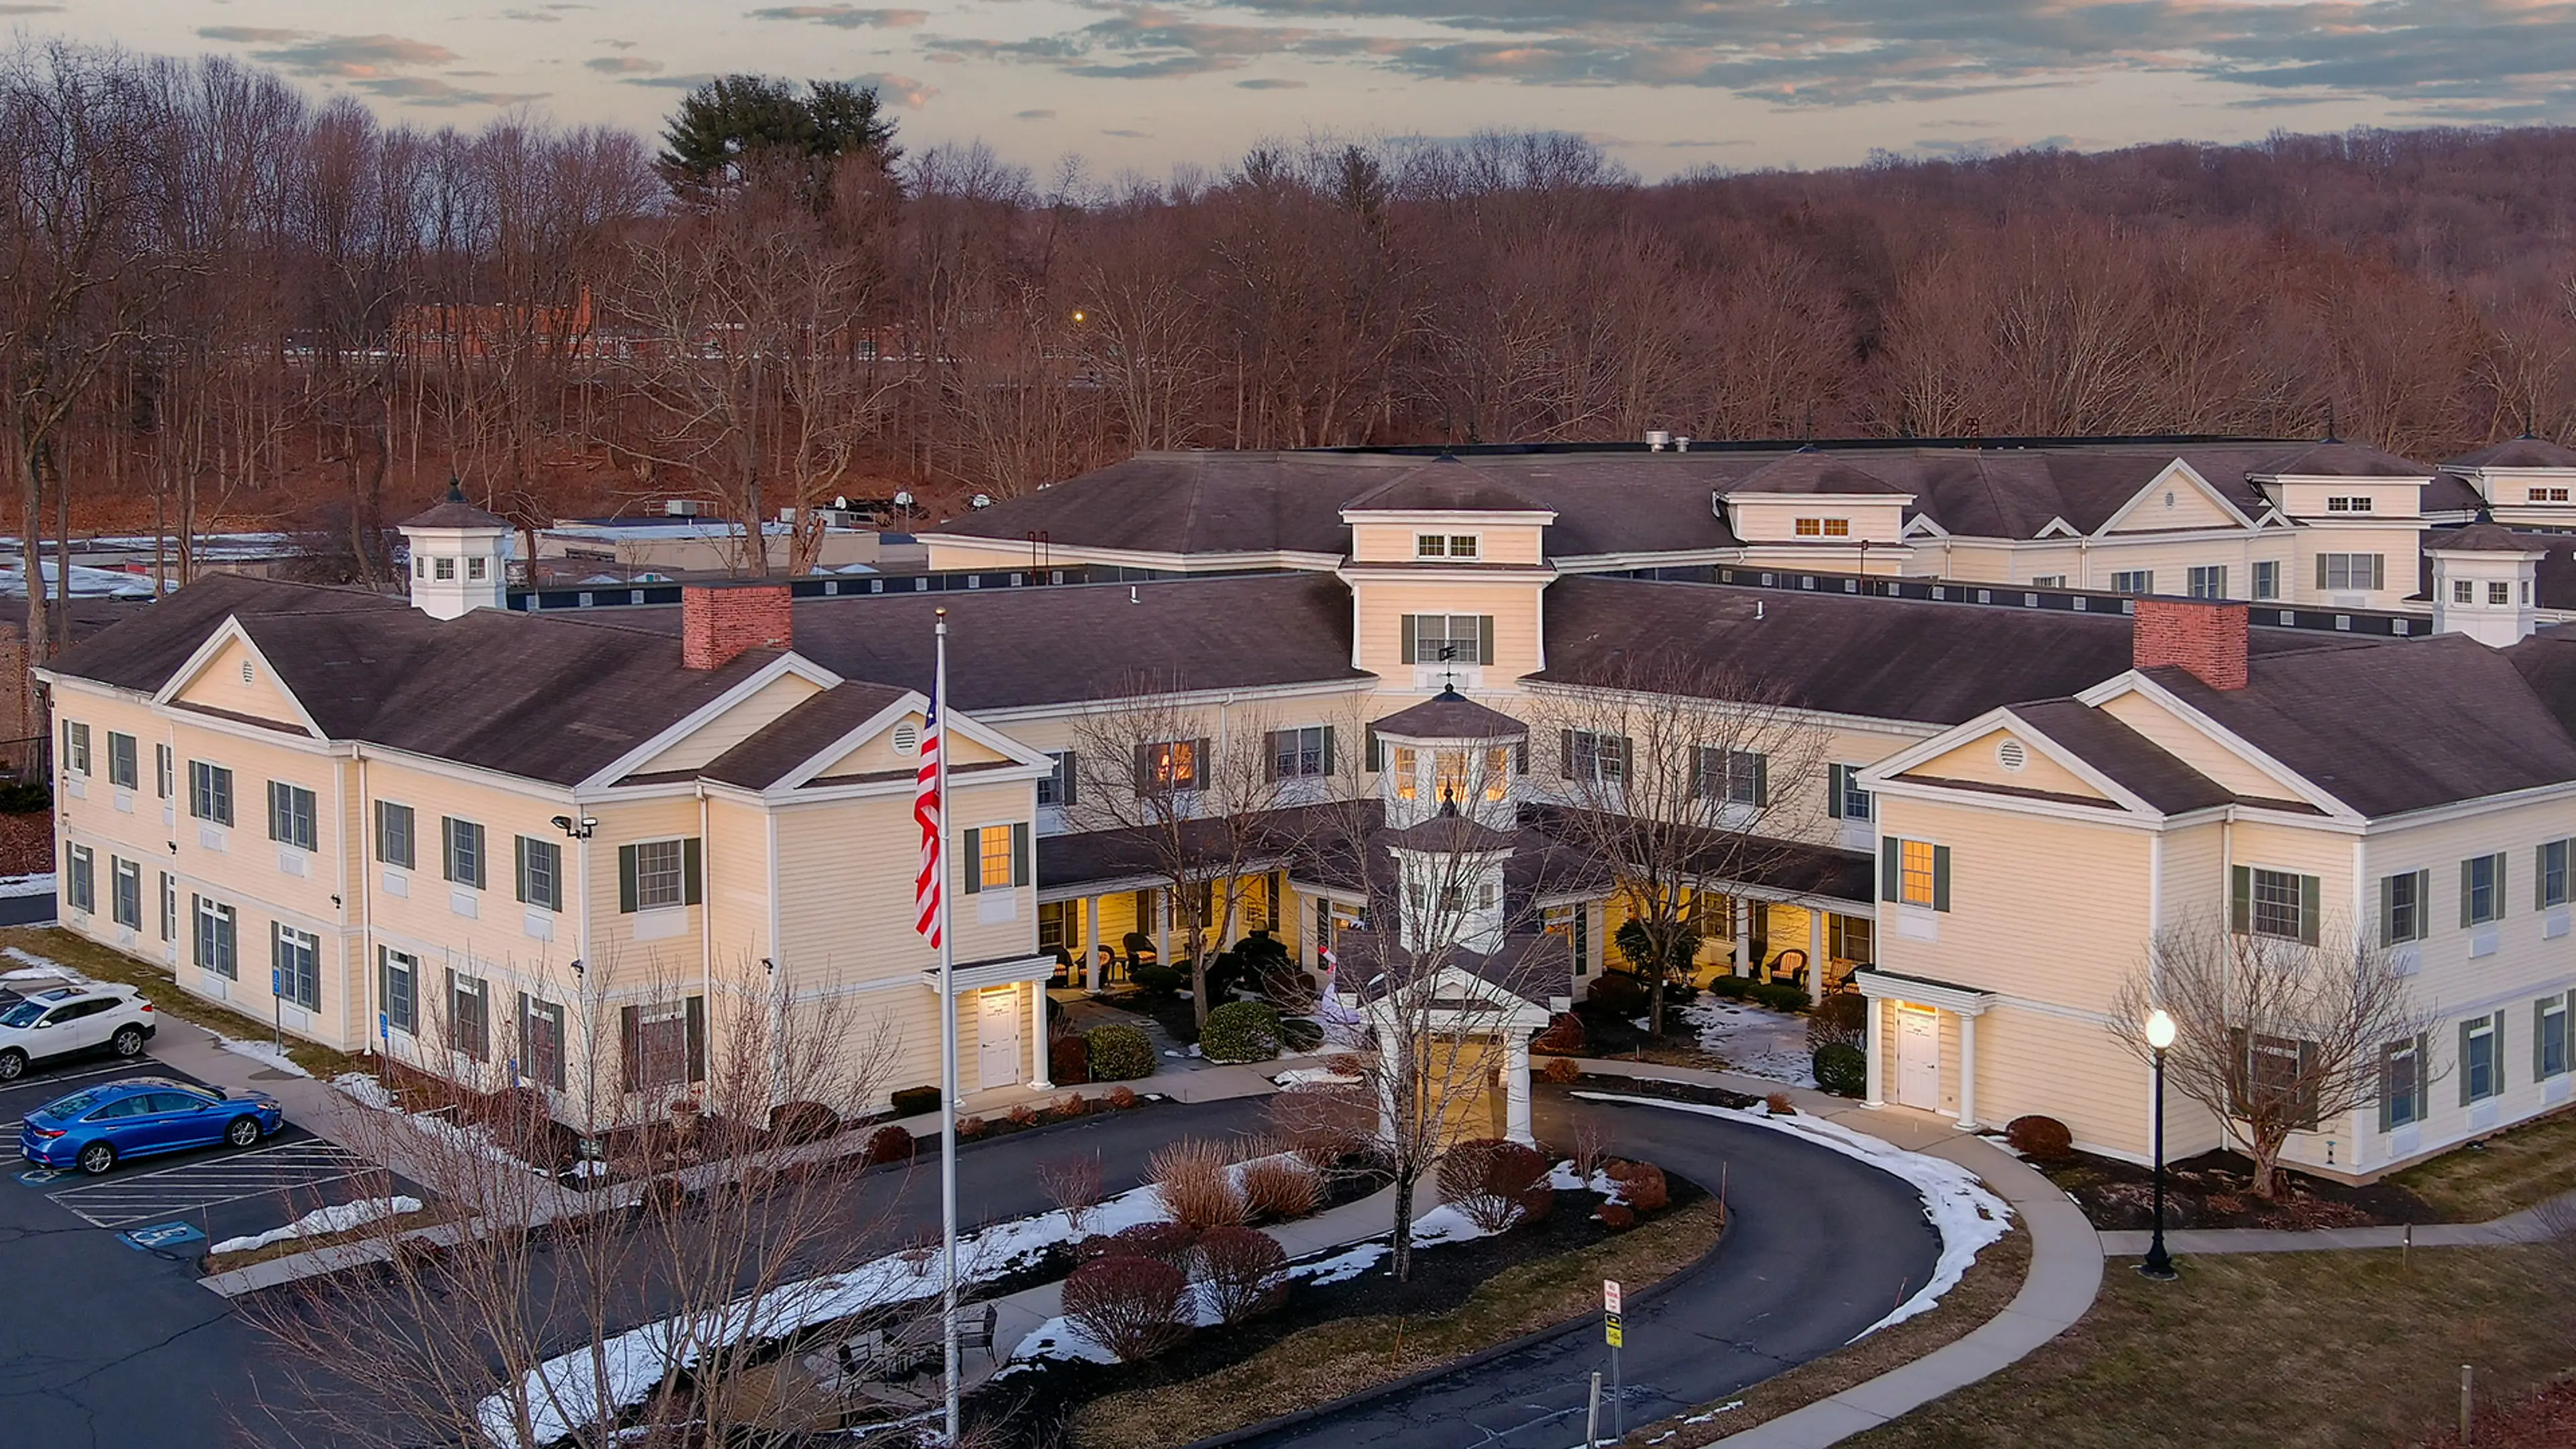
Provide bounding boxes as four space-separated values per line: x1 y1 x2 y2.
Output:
936 608 961 1445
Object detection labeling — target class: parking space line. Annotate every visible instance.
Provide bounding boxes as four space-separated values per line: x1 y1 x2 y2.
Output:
46 1140 380 1230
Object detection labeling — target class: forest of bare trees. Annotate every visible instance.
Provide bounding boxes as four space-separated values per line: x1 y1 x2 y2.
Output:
11 36 2576 627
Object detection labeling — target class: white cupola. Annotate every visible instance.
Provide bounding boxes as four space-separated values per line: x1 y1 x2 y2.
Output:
396 480 513 619
1383 809 1517 958
2427 523 2544 648
1368 685 1527 832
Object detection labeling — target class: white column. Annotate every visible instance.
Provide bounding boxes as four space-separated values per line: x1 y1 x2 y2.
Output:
1956 1012 1977 1130
1807 909 1827 1003
1083 896 1102 992
1505 1032 1534 1145
1732 899 1752 976
1029 981 1053 1090
1864 997 1886 1108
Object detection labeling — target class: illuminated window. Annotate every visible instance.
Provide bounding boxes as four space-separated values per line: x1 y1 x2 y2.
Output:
1899 839 1938 907
1485 747 1511 802
978 827 1014 890
1793 518 1849 537
1416 534 1446 557
1448 535 1479 557
1393 746 1418 800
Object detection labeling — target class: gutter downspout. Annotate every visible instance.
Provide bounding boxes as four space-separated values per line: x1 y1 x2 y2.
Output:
357 745 374 1062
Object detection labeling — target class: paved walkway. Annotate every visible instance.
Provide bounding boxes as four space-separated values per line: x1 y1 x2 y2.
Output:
1563 1059 2104 1449
2095 1192 2576 1256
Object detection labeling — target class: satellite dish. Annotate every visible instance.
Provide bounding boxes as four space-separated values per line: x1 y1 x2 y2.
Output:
971 494 992 509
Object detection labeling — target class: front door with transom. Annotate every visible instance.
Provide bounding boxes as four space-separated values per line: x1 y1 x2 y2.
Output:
976 987 1022 1092
1894 1006 1941 1111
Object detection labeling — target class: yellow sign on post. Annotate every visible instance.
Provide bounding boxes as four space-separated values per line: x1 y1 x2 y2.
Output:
1605 1311 1624 1348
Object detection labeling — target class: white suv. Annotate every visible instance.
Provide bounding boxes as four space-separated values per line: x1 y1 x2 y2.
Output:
0 985 157 1081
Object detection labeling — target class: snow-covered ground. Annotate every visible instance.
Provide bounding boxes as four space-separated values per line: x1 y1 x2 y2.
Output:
211 1196 423 1256
1573 1092 2011 1336
1682 996 1817 1088
3 945 78 979
1273 1065 1360 1088
0 873 55 900
215 1036 312 1077
335 1073 546 1177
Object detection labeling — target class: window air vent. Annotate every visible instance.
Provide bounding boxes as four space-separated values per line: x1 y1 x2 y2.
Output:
892 722 921 757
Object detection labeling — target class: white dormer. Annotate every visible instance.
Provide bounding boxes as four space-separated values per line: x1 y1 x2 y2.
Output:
2428 525 2543 648
2440 437 2576 529
397 482 513 619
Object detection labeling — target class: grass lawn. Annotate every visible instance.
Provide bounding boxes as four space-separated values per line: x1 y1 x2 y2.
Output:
0 924 367 1079
1069 1196 1728 1449
2392 1106 2576 1222
1851 1247 2575 1449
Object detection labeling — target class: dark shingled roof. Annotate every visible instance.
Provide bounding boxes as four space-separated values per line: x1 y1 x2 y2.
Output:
1341 458 1547 514
400 482 512 531
698 682 914 790
2428 523 2547 554
1729 448 1911 496
1379 812 1520 854
2447 438 2576 471
2004 700 2235 814
2252 441 2432 479
1372 688 1527 741
2418 527 2576 610
1534 575 2373 727
2152 634 2576 816
46 574 408 694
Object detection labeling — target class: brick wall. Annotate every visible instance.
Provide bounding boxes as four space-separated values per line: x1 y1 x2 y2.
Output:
2133 596 2247 691
682 582 794 670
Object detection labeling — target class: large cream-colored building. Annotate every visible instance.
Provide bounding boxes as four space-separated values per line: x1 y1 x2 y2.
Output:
41 437 2576 1181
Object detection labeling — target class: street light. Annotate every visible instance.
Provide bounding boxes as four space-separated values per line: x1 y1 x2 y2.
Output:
2140 1006 2179 1281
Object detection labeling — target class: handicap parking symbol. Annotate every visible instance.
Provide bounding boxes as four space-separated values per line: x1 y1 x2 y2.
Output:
121 1221 205 1252
14 1167 60 1185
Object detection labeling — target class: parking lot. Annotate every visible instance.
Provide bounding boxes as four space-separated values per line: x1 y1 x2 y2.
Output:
1 1049 415 1253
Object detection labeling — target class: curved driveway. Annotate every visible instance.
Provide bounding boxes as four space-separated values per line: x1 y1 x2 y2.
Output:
1230 1091 1944 1449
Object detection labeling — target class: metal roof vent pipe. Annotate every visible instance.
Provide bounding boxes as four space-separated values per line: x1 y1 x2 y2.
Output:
1674 436 1692 452
1645 429 1670 451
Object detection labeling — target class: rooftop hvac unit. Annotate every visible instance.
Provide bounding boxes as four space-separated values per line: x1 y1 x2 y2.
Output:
1645 429 1671 451
663 499 702 518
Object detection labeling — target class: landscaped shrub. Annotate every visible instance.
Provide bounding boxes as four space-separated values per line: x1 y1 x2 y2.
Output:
1813 1042 1866 1097
1051 1093 1090 1118
1586 971 1651 1017
1193 1226 1289 1324
2006 1114 2076 1163
1764 1091 1796 1116
957 1116 987 1140
1605 1159 1670 1214
1613 917 1701 983
1063 1256 1189 1362
890 1085 941 1117
768 1101 840 1145
1238 1155 1322 1221
1007 1104 1038 1128
1132 962 1186 997
863 1125 916 1165
1703 974 1754 1000
1087 1024 1157 1081
0 780 49 814
1050 1035 1091 1086
1105 1085 1139 1110
1534 1012 1586 1054
1438 1138 1556 1233
1595 1202 1635 1231
1808 989 1867 1049
1542 1055 1582 1085
1149 1138 1247 1229
1751 981 1813 1013
1199 1000 1284 1063
1108 1221 1201 1273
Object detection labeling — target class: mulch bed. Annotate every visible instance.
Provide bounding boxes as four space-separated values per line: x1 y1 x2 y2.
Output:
1559 1072 1761 1112
2408 1373 2576 1448
963 1175 1709 1448
2042 1145 2438 1230
0 809 50 875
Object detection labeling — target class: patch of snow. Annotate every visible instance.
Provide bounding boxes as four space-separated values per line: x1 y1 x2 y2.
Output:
569 1159 612 1180
214 1035 312 1077
1405 1203 1494 1248
211 1195 423 1255
0 873 55 899
333 1073 545 1177
1273 1066 1360 1089
1548 1161 1617 1194
1682 1400 1744 1424
3 946 80 979
1682 996 1817 1088
1573 1091 2012 1336
1287 1240 1386 1287
1011 1315 1117 1365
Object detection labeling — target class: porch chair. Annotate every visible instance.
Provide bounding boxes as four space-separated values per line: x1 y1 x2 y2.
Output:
959 1301 999 1363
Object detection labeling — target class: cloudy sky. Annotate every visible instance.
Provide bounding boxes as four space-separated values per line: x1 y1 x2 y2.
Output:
22 1 2576 178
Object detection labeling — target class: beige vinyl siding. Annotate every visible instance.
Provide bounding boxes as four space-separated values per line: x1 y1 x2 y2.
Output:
627 672 825 775
2101 477 2242 532
2094 690 2303 799
1347 521 1548 566
1350 578 1545 680
169 633 311 729
1906 727 2114 800
1725 500 1907 545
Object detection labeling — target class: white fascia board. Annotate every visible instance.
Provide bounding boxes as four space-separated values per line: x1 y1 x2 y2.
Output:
1898 514 1949 539
1720 489 1919 508
776 694 1051 796
1336 562 1557 584
2070 672 2357 820
2089 460 2257 537
1550 548 1748 572
2359 776 2576 833
150 616 326 739
354 740 582 803
1862 773 2167 830
574 653 843 792
1337 507 1558 527
2033 517 2080 539
162 705 345 756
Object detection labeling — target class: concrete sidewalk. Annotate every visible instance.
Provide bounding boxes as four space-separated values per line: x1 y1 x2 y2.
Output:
2095 1191 2576 1256
1564 1058 2105 1449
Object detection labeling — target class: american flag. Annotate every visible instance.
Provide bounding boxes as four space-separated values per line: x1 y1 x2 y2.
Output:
912 677 944 949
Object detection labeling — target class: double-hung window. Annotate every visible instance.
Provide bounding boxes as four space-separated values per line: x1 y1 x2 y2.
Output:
1882 837 1951 912
105 732 137 790
2461 852 2506 927
188 761 233 826
2326 494 2374 513
2490 582 2514 605
2379 868 2430 946
1036 751 1077 808
621 998 706 1091
375 802 416 869
2251 560 2282 600
2453 580 2475 604
1134 739 1204 794
2187 566 2228 600
518 993 566 1091
61 721 89 775
619 837 700 913
1827 763 1873 821
1401 614 1492 667
448 970 489 1061
2538 995 2571 1081
1560 729 1628 786
515 836 563 912
379 948 418 1036
2317 553 2385 592
2381 1034 2426 1130
267 782 317 851
273 924 319 1011
193 895 237 979
2109 570 2154 595
65 845 93 915
1693 747 1767 807
154 743 173 799
961 823 1031 894
2539 839 2572 910
109 857 140 930
1267 727 1331 782
1415 533 1480 557
442 817 486 889
2462 1012 2504 1104
2231 865 2319 944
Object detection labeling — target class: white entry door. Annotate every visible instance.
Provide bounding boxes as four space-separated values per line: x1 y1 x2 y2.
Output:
976 987 1022 1091
1895 1007 1941 1111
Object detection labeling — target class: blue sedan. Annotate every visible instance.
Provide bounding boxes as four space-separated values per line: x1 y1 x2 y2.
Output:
19 1077 284 1175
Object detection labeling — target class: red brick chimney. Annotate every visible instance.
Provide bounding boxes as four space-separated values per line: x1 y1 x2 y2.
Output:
682 582 794 670
2133 596 2248 691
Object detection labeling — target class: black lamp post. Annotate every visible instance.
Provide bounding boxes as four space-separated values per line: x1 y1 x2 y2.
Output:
2139 1006 2179 1281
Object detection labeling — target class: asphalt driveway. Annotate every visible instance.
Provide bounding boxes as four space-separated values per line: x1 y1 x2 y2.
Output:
1230 1090 1945 1449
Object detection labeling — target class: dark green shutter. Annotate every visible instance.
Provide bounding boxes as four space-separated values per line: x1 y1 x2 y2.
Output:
1687 747 1707 798
2377 874 2395 947
2541 845 2552 912
684 996 706 1083
1752 754 1769 808
2316 555 2330 592
1134 743 1157 792
619 845 639 913
1013 821 1031 888
2493 1012 2508 1093
2377 1042 2396 1132
1260 731 1281 782
1320 725 1336 775
1060 750 1077 806
2537 1001 2551 1083
2460 1019 2477 1106
2461 859 2476 928
1827 764 1845 819
2229 865 2250 931
621 1005 641 1091
441 818 457 883
2299 873 2320 945
1932 845 1952 912
682 837 703 906
1399 614 1418 664
1477 615 1495 665
1193 739 1210 790
1559 729 1574 780
1881 841 1901 903
1365 726 1381 773
961 827 982 894
514 836 531 905
1514 739 1528 775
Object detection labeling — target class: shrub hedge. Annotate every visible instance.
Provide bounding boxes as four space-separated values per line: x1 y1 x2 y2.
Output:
1813 1042 1866 1097
1087 1023 1157 1081
1199 1000 1283 1063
